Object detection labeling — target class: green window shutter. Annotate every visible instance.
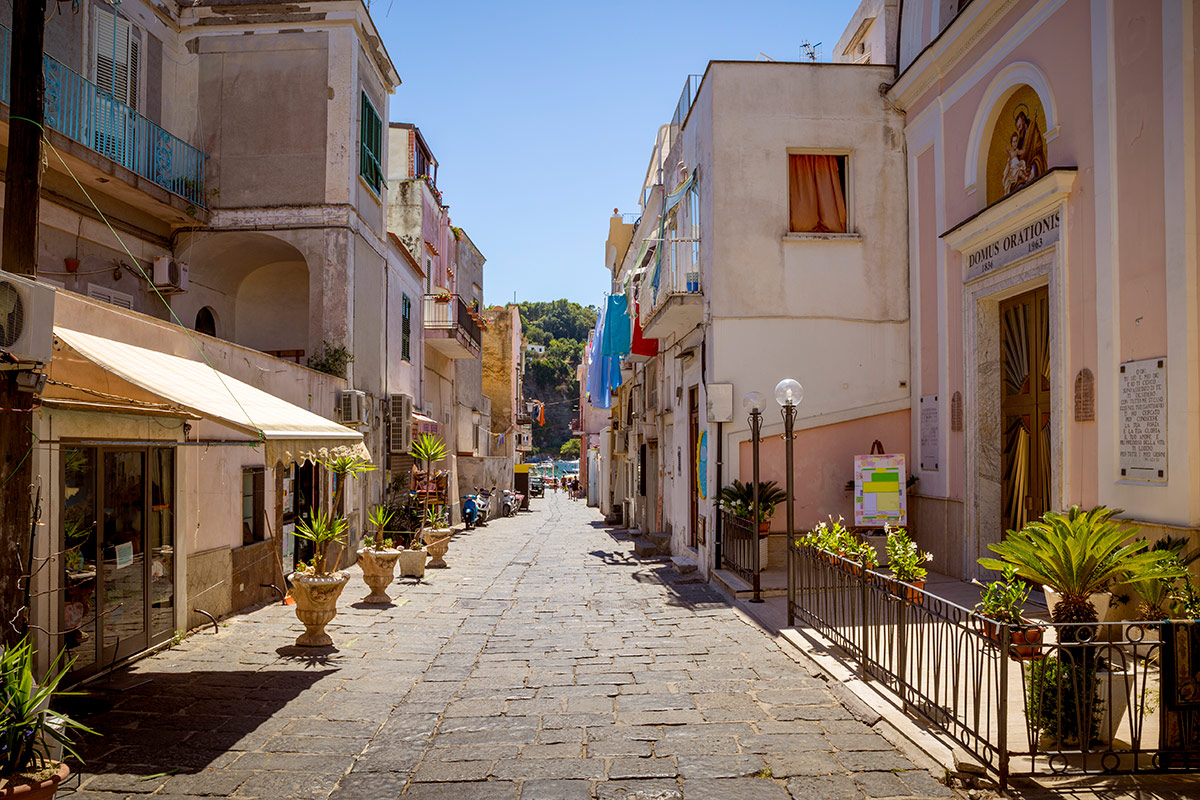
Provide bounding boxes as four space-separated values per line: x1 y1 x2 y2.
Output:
360 92 383 193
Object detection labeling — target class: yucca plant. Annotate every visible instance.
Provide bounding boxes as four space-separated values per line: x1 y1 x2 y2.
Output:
292 508 349 576
980 506 1184 628
411 433 448 540
365 505 395 551
1128 537 1200 620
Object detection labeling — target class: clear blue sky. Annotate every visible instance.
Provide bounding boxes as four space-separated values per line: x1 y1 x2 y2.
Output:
372 0 861 307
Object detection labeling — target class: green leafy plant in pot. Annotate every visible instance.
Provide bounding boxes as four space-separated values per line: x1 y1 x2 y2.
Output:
973 566 1043 659
289 509 351 646
412 433 451 568
357 505 403 604
717 480 786 535
0 640 94 797
886 527 931 603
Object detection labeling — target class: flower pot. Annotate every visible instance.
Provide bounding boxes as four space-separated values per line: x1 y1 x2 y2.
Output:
1 761 70 799
357 548 402 603
758 520 770 535
892 578 925 605
398 548 427 579
1096 668 1134 745
290 572 349 647
979 618 1045 660
1043 586 1111 622
424 528 452 568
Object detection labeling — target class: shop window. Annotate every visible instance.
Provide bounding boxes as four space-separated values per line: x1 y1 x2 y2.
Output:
242 467 265 545
788 154 848 233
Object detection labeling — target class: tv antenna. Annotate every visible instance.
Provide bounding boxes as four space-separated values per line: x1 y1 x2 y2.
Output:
800 40 822 62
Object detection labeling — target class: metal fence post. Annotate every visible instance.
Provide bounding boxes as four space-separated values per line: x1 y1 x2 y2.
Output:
998 621 1010 793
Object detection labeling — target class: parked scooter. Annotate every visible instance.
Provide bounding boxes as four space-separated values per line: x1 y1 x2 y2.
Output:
474 487 494 526
500 489 524 517
461 492 480 530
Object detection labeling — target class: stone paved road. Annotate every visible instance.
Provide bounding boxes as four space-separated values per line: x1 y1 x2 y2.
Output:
68 494 957 800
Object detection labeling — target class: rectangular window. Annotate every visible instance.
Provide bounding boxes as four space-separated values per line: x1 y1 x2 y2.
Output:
401 293 412 362
241 467 265 546
359 92 384 194
87 283 134 309
788 154 848 233
93 5 140 110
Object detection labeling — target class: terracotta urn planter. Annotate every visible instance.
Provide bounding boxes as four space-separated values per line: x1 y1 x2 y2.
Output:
424 528 452 568
0 762 70 799
357 548 403 603
398 548 427 579
290 571 349 646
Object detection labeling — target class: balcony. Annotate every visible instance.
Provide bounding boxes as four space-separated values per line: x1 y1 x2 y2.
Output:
642 245 702 341
0 26 209 212
423 294 482 359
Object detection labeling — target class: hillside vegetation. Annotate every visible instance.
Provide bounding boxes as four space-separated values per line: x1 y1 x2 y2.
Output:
519 300 598 457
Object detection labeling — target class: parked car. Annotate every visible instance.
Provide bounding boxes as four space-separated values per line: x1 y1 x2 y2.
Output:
529 476 545 498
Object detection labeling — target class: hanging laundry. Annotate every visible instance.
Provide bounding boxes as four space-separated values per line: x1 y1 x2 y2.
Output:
600 294 631 356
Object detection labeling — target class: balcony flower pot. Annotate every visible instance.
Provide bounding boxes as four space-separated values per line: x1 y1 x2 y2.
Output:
290 571 350 647
398 546 427 579
357 547 403 603
1 762 70 800
424 528 452 568
890 578 926 605
978 618 1045 661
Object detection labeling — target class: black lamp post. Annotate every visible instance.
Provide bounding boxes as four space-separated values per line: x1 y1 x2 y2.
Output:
744 391 764 603
775 379 803 627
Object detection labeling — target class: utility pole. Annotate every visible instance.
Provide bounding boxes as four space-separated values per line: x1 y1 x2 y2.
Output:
1 0 47 646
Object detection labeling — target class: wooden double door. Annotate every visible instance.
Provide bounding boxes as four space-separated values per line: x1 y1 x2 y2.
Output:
1000 288 1052 533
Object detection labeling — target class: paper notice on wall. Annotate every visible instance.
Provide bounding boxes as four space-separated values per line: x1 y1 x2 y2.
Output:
854 454 907 527
919 395 939 472
115 542 134 569
1119 357 1167 482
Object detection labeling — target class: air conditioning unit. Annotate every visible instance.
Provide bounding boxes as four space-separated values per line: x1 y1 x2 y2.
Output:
153 256 189 293
0 272 55 364
388 393 414 454
338 389 367 426
613 429 628 454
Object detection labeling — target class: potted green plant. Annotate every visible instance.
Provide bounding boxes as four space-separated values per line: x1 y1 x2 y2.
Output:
412 433 451 568
717 480 786 534
356 505 403 603
0 640 94 798
886 526 931 603
979 506 1182 637
289 509 350 647
973 566 1044 659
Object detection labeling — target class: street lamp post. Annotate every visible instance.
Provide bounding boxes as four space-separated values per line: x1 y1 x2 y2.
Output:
775 379 803 627
744 392 764 603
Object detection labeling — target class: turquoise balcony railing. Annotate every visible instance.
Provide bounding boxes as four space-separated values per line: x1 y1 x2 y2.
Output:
0 26 209 209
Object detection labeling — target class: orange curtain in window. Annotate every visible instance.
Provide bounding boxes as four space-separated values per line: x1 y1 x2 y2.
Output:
788 154 847 233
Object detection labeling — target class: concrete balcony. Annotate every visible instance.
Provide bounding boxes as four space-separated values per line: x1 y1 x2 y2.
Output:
642 253 702 342
424 294 482 359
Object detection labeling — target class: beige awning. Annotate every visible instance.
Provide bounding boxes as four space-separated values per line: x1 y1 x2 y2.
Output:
53 327 369 467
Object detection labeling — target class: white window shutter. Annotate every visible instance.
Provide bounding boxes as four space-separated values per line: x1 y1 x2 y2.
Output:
93 6 139 110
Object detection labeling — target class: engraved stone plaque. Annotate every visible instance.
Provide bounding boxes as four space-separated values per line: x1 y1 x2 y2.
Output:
1119 358 1167 482
919 395 939 472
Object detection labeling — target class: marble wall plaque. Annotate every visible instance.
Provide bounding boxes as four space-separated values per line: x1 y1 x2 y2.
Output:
1119 357 1167 481
919 395 939 472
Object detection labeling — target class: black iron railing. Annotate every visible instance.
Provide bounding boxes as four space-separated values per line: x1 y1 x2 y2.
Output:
788 542 1187 789
720 510 758 584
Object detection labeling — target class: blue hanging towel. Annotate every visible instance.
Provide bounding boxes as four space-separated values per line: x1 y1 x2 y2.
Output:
601 294 631 356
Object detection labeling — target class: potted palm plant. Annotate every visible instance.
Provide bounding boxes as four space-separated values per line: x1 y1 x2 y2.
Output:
886 526 931 603
717 480 786 534
412 433 451 568
357 505 403 603
0 640 93 799
290 509 350 646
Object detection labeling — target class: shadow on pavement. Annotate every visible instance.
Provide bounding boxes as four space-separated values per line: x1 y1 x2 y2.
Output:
60 667 334 775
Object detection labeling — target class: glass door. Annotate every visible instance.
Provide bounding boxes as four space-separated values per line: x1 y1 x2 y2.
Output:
102 451 146 663
62 447 99 673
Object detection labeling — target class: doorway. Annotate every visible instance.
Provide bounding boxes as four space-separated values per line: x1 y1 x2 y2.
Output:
62 446 175 677
1000 287 1051 533
688 387 699 549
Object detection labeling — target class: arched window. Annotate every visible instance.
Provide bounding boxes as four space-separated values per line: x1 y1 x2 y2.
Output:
195 306 217 337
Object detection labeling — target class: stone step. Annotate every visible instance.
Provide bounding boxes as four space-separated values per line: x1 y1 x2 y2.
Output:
632 539 660 557
671 556 698 575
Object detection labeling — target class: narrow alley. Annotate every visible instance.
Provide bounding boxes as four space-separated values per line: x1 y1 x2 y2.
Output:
65 494 954 800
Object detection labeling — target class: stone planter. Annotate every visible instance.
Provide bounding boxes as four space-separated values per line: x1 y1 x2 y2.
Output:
0 762 70 799
398 548 427 579
290 572 349 646
357 548 403 603
424 528 452 568
1043 586 1111 622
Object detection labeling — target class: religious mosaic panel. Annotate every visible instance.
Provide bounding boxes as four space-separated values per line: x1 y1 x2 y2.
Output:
986 85 1049 206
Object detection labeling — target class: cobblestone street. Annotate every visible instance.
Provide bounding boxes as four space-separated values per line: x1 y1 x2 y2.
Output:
67 494 956 800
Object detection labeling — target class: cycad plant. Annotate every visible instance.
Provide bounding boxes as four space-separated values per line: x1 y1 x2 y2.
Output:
980 506 1183 628
717 480 787 524
411 433 448 541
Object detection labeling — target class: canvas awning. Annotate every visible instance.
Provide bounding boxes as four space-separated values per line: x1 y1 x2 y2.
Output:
53 327 369 467
413 412 441 434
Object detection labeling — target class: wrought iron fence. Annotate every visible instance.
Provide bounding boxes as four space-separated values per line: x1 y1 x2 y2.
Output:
788 541 1194 789
720 510 758 584
0 26 209 208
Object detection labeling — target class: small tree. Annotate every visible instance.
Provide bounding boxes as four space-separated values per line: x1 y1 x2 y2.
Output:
411 433 448 542
559 438 581 459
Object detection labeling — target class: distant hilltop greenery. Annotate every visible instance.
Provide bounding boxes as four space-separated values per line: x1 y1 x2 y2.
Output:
519 300 598 457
